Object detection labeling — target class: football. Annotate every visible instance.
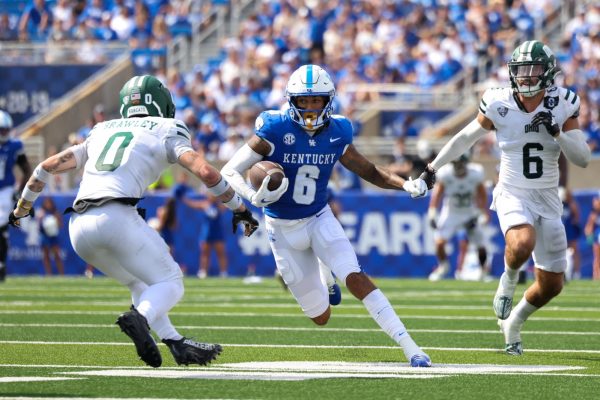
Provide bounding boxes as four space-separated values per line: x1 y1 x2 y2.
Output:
248 161 285 191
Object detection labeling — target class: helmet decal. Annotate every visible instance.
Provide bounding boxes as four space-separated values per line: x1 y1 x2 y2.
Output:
119 75 175 119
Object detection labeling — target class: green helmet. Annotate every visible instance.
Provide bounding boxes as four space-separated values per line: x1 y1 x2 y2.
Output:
508 40 558 97
119 75 175 118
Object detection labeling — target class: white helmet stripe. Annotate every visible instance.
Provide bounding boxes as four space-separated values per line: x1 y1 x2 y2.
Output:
137 75 147 88
127 77 136 90
152 101 163 117
526 40 535 54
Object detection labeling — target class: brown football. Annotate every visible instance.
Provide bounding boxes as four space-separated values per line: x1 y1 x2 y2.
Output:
248 161 285 191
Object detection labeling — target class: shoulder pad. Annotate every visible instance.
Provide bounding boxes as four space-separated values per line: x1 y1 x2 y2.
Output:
479 87 510 115
167 119 192 142
256 110 286 133
557 87 580 119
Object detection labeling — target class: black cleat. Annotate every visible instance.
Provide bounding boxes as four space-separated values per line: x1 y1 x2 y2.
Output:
116 306 162 368
162 337 222 366
0 265 6 282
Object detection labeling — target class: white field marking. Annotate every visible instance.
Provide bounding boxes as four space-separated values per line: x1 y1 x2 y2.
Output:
218 361 585 374
58 362 587 381
2 341 600 354
1 363 597 379
62 369 442 381
0 310 599 322
1 323 598 337
0 377 84 383
2 301 599 313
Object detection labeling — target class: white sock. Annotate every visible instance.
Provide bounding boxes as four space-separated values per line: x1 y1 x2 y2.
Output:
565 248 574 280
150 315 182 341
439 260 449 271
512 297 538 323
504 260 520 281
362 289 422 360
136 280 184 324
506 297 538 343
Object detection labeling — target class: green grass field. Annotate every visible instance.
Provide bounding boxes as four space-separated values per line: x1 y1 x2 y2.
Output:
1 276 599 400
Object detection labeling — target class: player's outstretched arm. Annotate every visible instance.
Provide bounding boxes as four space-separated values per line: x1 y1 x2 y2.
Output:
177 150 259 236
10 146 83 226
339 144 425 196
429 115 491 172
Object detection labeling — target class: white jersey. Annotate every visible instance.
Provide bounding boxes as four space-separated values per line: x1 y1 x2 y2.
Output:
437 163 485 216
71 117 193 203
479 86 580 189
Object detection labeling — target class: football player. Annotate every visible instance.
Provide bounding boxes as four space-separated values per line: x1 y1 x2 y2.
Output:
427 154 489 281
0 109 32 282
8 75 259 367
414 40 590 355
222 64 432 367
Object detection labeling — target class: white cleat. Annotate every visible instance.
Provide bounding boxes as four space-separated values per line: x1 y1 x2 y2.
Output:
498 319 523 356
493 273 518 320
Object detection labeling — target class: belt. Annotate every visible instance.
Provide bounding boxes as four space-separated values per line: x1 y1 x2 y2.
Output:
64 197 142 215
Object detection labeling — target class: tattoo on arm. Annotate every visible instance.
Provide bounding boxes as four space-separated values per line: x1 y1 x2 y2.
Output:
340 145 406 189
248 135 272 156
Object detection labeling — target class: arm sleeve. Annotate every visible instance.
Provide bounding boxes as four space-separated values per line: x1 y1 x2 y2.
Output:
165 136 194 163
221 144 264 201
165 119 194 163
430 119 488 171
70 142 89 169
555 129 590 168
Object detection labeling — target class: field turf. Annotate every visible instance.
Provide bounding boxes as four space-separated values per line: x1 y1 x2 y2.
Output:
0 276 599 399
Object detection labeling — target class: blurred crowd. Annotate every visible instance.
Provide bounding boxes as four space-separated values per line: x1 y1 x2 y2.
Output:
3 0 599 188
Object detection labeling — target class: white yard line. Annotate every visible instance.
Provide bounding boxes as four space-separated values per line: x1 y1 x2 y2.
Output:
1 341 599 353
1 301 599 313
0 323 599 336
0 309 598 322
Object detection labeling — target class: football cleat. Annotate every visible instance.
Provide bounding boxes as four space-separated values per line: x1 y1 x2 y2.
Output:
493 295 513 320
116 306 162 368
505 342 523 356
162 337 222 366
410 353 432 367
493 273 518 320
328 283 342 306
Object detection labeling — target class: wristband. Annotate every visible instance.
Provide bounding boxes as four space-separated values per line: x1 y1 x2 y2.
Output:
207 177 231 197
33 165 51 183
21 187 42 203
223 193 243 210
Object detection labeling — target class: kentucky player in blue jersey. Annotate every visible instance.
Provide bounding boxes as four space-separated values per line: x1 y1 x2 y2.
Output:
222 64 431 367
0 110 32 281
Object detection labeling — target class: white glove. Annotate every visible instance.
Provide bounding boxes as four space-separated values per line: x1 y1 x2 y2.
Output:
403 177 428 198
250 175 289 207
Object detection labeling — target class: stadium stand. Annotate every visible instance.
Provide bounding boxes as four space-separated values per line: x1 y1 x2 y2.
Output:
2 0 598 188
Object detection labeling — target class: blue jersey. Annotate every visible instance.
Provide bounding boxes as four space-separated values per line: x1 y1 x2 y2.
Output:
0 139 24 189
255 110 353 219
